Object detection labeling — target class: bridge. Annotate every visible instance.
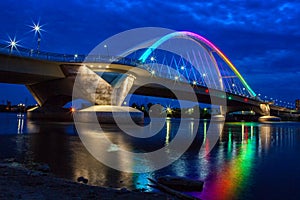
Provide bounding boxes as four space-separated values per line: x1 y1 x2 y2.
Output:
0 31 296 121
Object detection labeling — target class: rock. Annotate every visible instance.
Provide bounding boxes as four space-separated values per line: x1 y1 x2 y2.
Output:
10 162 23 168
117 187 130 194
36 164 50 172
3 158 16 163
27 170 43 177
133 188 146 192
77 176 88 184
157 175 204 192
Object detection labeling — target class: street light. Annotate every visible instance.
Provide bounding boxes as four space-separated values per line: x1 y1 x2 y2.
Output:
30 21 44 52
104 44 109 58
7 36 19 54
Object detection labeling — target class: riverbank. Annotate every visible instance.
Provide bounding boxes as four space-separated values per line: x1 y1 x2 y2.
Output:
0 160 178 200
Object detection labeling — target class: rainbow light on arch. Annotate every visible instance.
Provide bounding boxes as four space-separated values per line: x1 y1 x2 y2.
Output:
138 31 257 97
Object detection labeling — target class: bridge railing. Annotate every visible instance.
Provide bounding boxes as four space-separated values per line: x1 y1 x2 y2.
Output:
0 43 141 66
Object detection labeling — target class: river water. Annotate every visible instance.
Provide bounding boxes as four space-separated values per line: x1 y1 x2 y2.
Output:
0 112 299 200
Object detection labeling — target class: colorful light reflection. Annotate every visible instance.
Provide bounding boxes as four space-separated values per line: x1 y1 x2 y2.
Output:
191 123 258 200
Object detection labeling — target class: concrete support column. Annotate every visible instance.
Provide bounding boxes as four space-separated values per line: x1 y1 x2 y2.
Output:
258 103 281 121
112 74 136 106
73 66 113 105
259 103 271 116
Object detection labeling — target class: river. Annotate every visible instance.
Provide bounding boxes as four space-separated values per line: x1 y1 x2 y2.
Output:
0 112 299 200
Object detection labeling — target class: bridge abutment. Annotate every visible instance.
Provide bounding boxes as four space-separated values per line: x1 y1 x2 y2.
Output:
27 65 142 123
258 103 281 122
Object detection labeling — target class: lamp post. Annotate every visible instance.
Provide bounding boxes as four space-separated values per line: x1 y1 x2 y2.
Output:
34 24 41 52
36 29 41 52
104 44 109 58
31 21 44 53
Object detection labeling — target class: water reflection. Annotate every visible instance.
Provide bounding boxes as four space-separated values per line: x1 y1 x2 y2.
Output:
17 113 24 134
195 122 259 199
26 121 128 187
165 118 171 145
259 124 271 151
0 114 300 200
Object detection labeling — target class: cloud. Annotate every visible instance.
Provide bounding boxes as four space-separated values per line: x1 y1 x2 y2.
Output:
245 71 300 102
0 0 299 104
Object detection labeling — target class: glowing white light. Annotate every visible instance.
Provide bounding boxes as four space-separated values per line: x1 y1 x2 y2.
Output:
150 56 155 61
151 70 155 75
123 101 127 105
202 73 206 77
192 80 197 85
180 66 185 70
7 36 19 52
243 88 245 90
11 41 16 47
104 44 107 48
34 25 40 32
74 54 78 58
174 76 179 80
232 83 235 87
30 21 44 35
166 107 172 113
105 65 109 68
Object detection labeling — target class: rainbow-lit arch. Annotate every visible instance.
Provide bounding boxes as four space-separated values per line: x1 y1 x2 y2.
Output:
138 31 256 97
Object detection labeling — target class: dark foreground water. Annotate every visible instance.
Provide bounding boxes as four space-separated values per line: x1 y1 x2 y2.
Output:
0 112 300 200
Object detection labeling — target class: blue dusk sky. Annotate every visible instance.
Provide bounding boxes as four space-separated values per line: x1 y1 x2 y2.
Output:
0 0 299 106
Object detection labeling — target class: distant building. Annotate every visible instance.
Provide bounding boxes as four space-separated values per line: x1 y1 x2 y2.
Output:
296 99 300 110
6 100 11 111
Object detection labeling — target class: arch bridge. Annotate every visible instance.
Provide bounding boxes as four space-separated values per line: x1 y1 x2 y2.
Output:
0 31 294 118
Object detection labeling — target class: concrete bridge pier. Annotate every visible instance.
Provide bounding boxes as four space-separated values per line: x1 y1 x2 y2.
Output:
26 77 75 121
258 103 281 122
73 66 143 123
27 105 74 121
210 105 226 122
27 65 143 123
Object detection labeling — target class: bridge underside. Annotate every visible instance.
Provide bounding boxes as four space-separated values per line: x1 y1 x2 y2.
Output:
133 84 269 116
27 78 75 106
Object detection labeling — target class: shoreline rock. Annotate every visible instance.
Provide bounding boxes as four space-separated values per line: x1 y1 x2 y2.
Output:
0 161 178 200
